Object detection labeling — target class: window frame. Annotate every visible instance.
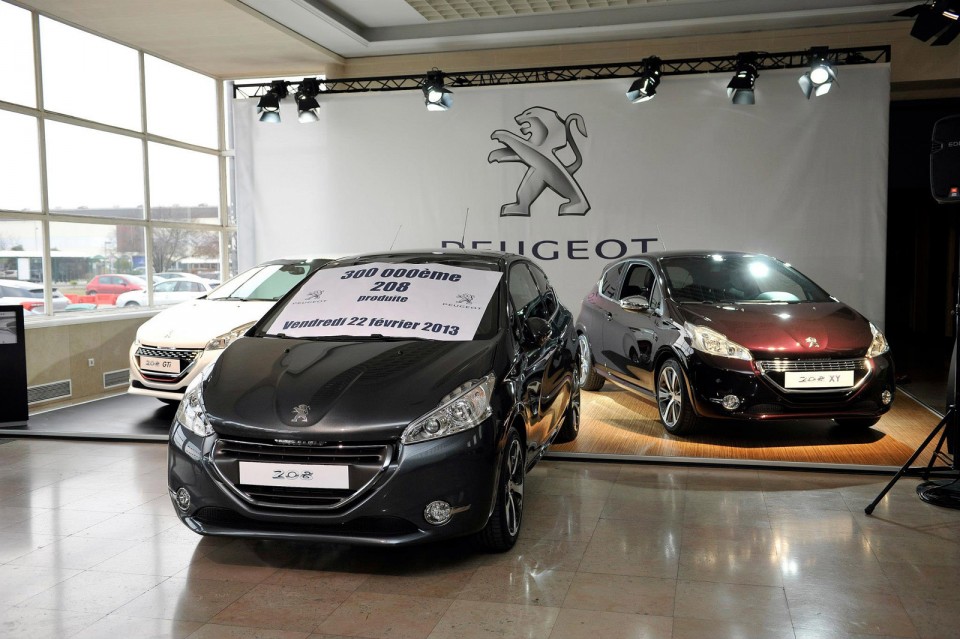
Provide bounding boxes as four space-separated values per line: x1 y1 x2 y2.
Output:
0 1 232 321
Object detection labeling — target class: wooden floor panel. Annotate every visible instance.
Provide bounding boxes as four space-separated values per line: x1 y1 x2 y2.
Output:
551 388 944 467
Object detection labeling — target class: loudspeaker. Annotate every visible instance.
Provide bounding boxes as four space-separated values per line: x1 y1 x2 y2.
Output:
932 115 960 203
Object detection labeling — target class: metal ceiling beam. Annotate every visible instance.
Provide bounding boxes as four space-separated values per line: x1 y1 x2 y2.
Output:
232 45 890 98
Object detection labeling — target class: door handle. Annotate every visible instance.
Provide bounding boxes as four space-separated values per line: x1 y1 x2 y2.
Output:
605 312 613 321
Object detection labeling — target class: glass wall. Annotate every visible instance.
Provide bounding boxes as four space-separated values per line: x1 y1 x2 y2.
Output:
0 0 234 316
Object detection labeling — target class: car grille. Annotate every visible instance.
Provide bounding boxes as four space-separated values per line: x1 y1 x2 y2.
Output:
135 345 202 383
755 358 870 394
210 438 394 512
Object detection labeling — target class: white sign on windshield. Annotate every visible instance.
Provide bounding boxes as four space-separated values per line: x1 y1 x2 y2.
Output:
267 262 502 341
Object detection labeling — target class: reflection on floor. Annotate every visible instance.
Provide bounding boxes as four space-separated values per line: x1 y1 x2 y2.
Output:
0 438 959 639
552 388 943 468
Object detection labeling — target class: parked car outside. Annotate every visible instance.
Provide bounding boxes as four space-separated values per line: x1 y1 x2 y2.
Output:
167 250 580 550
576 251 894 435
85 274 146 295
117 277 215 307
155 272 206 281
129 257 331 404
0 279 70 313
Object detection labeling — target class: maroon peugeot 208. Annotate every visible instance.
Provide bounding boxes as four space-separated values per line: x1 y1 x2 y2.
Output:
576 251 894 435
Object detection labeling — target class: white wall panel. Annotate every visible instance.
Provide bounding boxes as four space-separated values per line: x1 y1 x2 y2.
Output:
235 65 889 324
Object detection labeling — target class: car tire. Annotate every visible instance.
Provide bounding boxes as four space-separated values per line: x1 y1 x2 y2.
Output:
834 417 881 429
577 333 605 391
476 427 524 552
656 358 699 436
124 301 140 307
554 362 581 444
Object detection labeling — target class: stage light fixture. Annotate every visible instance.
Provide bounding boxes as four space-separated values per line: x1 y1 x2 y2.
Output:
626 56 662 103
896 0 960 46
422 69 453 111
798 48 837 98
257 81 288 123
727 53 758 105
295 77 322 123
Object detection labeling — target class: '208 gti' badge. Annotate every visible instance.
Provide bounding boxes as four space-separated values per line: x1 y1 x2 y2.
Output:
291 404 310 423
804 337 820 349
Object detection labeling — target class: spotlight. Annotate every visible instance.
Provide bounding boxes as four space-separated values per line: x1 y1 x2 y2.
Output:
798 48 837 99
422 69 453 111
295 77 322 123
257 80 288 123
896 0 960 46
626 56 662 103
727 53 759 105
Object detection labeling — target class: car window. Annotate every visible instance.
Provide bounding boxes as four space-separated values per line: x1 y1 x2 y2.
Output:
663 255 833 303
155 281 177 293
528 263 558 318
208 263 313 301
620 263 656 302
509 263 540 317
600 262 626 298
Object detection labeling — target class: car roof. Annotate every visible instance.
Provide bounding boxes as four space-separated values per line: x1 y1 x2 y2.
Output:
0 279 42 289
617 250 772 262
324 249 523 270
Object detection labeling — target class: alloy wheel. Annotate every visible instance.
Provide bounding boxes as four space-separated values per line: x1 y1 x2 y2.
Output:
576 334 592 388
504 438 524 537
658 365 683 428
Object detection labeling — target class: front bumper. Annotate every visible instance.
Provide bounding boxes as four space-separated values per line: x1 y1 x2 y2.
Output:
167 418 500 546
128 342 223 401
683 352 895 421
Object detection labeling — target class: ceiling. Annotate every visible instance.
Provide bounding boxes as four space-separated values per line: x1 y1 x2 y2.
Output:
12 0 916 79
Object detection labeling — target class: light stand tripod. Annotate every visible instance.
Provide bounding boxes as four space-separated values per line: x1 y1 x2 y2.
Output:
865 243 960 515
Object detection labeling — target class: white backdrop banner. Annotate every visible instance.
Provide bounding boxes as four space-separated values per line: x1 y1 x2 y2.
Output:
235 65 890 325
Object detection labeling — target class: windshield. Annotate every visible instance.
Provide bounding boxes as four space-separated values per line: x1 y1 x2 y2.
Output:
662 255 833 304
258 258 503 342
207 262 314 302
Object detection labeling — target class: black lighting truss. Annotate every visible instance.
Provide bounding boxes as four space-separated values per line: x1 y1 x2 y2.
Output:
232 45 890 99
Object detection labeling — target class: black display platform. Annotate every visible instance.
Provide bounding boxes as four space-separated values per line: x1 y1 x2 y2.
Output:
0 393 174 441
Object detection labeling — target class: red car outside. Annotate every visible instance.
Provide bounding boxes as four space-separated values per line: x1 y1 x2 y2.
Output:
85 274 146 295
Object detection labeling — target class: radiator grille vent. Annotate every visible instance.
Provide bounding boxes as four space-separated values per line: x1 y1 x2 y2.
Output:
103 369 129 389
28 379 72 405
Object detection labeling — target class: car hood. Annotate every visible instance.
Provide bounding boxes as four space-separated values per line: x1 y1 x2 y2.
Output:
136 299 275 348
677 301 873 357
202 336 500 441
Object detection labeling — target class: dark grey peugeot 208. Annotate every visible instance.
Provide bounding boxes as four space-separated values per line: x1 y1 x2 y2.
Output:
168 250 580 551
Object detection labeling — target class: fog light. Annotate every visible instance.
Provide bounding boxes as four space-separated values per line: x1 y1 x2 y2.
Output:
721 395 741 410
424 500 452 525
175 487 191 511
881 390 893 406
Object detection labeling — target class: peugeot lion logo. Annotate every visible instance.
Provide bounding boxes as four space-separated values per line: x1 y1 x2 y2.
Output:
805 337 821 349
456 293 475 305
291 404 310 423
488 106 590 217
306 290 324 301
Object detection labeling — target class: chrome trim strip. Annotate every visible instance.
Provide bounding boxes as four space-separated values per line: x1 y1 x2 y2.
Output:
756 358 872 395
208 438 394 512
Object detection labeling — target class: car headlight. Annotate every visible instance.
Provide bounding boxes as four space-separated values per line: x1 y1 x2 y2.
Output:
684 322 752 361
205 321 256 351
402 373 496 444
866 322 890 358
175 367 213 437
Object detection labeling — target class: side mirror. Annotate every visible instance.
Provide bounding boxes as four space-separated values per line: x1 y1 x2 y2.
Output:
620 295 650 312
524 316 552 347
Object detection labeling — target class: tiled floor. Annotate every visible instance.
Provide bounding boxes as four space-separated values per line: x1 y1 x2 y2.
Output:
2 438 960 639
